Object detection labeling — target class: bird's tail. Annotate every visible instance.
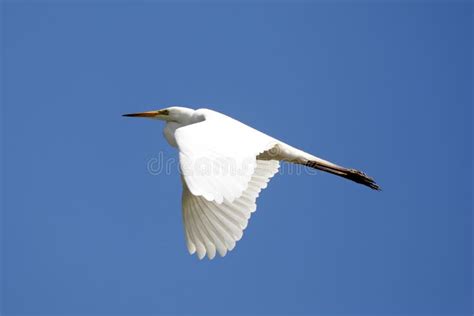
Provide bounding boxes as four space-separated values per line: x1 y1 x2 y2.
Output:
304 159 380 190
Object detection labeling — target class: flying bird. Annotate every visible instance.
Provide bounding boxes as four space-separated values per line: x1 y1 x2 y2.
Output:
123 107 379 259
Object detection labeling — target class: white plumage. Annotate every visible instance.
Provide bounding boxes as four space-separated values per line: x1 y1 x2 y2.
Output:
124 106 379 259
182 159 279 259
175 109 278 204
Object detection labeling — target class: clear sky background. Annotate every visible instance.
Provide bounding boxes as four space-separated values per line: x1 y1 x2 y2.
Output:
1 2 472 315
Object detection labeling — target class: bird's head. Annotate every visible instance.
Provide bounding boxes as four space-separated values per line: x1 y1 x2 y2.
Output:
123 106 195 123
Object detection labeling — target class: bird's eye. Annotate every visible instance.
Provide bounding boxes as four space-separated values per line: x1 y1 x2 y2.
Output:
159 109 170 115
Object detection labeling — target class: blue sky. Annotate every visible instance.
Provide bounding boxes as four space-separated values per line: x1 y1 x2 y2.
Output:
2 2 472 315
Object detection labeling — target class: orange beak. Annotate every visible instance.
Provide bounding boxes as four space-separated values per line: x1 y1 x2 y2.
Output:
122 111 159 118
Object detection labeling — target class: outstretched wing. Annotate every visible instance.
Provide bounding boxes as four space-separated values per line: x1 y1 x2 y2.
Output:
175 109 278 204
182 159 280 259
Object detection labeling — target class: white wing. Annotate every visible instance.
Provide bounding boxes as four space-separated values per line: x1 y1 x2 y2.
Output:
175 109 278 204
182 159 280 259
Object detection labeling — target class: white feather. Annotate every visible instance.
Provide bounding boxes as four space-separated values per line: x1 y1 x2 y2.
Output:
182 159 280 259
175 109 278 204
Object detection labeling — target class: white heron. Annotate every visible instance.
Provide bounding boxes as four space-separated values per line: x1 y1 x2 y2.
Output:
124 107 379 259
